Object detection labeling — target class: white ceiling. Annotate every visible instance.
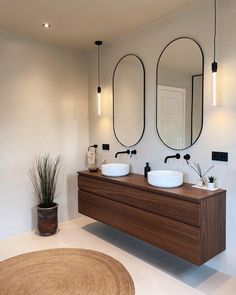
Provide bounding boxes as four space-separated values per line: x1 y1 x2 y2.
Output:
0 0 208 50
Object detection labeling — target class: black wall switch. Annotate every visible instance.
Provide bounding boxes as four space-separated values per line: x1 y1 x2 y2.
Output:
102 144 110 151
212 151 228 162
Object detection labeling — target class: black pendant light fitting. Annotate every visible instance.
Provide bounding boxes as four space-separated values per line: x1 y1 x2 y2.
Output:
212 0 217 72
95 40 103 115
212 0 218 106
95 40 103 94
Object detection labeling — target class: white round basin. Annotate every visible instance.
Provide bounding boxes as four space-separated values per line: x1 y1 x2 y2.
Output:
101 163 130 177
147 170 183 188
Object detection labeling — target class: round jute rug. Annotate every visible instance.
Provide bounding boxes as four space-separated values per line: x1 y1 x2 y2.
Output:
0 248 135 295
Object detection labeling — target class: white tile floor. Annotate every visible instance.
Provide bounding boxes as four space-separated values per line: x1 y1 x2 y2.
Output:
0 217 235 295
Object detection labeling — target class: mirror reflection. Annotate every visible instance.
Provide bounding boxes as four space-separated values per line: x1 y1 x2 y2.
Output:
156 38 204 150
113 54 145 147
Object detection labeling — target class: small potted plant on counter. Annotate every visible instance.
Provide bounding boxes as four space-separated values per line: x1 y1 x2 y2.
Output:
207 176 216 190
29 154 62 236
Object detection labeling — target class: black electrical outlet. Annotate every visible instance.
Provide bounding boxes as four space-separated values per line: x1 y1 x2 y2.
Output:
102 144 110 151
212 151 228 162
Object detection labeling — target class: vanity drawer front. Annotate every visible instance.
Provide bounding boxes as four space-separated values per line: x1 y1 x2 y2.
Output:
123 187 200 226
79 191 125 231
79 191 201 265
78 175 124 200
124 199 201 265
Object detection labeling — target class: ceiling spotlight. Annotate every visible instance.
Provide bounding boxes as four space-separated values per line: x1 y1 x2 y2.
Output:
42 23 50 29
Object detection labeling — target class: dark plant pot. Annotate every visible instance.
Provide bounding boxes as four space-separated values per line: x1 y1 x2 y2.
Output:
37 203 58 236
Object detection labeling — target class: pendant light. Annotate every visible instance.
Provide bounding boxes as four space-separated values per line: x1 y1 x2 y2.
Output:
212 0 218 106
95 40 103 115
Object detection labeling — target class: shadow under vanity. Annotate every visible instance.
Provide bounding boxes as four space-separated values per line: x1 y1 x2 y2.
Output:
77 170 226 265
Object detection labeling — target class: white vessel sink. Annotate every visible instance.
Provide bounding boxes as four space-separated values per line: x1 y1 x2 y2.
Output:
147 170 183 188
101 163 130 177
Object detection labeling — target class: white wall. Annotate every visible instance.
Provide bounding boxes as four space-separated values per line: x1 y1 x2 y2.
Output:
88 0 236 276
0 32 89 239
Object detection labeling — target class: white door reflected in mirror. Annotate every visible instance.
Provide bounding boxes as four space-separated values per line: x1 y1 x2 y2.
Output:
157 86 186 149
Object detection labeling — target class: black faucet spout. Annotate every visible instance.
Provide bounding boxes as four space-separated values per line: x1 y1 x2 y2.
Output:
115 149 130 158
164 153 181 163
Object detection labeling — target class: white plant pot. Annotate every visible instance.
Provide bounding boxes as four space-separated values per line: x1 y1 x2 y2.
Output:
207 182 215 190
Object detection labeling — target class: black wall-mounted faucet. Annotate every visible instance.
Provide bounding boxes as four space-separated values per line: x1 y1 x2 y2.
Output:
164 153 181 163
183 154 191 165
115 149 130 158
130 150 137 158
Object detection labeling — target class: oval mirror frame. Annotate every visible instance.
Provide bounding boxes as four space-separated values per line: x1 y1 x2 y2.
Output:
156 37 204 150
113 54 145 147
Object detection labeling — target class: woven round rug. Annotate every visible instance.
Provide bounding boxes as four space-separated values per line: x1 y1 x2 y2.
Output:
0 248 135 295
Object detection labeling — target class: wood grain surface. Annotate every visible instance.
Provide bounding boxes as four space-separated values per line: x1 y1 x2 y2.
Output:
78 170 226 265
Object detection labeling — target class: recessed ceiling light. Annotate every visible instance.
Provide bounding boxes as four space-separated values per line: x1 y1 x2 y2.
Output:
42 23 50 29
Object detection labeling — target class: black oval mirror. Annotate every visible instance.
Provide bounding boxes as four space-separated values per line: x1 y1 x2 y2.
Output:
113 54 145 147
156 37 204 150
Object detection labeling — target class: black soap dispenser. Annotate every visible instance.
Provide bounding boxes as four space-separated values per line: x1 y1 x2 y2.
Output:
144 162 151 178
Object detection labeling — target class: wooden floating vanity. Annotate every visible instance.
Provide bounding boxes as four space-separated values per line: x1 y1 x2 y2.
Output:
77 170 226 265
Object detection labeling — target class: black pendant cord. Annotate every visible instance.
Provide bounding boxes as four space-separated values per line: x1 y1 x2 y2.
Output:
95 41 102 92
213 0 217 63
97 44 100 88
211 0 217 73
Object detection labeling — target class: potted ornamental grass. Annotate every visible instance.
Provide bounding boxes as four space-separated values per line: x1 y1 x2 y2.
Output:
189 162 214 186
29 154 62 236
